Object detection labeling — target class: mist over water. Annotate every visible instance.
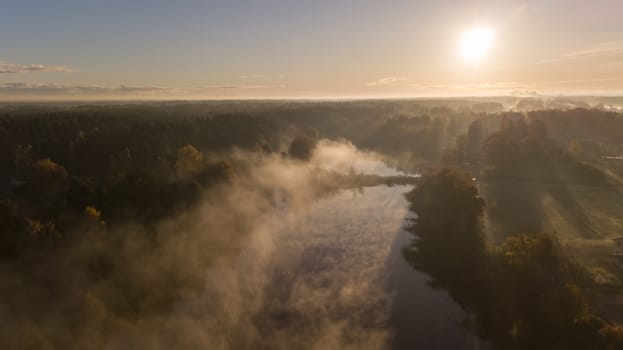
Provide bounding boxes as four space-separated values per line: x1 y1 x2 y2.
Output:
312 140 409 177
258 186 407 349
0 140 473 349
255 186 481 349
181 143 476 349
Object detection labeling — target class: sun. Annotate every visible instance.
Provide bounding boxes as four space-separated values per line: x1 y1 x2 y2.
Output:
459 27 495 61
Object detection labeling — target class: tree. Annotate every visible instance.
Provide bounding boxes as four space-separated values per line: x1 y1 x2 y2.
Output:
403 168 612 349
405 167 485 243
0 199 26 258
33 158 69 195
466 120 483 156
288 136 317 161
16 157 70 202
175 144 203 179
15 144 34 176
403 167 487 293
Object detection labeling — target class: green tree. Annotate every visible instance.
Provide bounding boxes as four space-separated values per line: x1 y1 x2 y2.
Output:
403 167 488 308
288 136 317 161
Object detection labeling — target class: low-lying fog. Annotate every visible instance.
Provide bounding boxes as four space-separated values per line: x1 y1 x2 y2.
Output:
155 141 478 349
2 140 478 349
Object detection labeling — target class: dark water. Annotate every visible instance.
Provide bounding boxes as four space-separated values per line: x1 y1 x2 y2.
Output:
387 213 483 349
267 184 482 349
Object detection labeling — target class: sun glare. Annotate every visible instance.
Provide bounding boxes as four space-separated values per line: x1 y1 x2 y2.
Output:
459 27 495 62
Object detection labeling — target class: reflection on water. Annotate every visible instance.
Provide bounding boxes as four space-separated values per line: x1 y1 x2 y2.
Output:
387 214 483 350
264 184 480 349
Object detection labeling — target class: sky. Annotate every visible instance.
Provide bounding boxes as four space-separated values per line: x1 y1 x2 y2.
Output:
1 0 623 100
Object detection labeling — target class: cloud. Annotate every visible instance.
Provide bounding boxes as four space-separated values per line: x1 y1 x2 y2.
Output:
529 76 623 86
412 82 520 90
240 74 266 79
365 77 407 87
0 82 169 95
535 41 623 65
407 77 623 96
240 74 286 81
0 61 72 74
0 82 286 99
561 41 623 59
203 84 285 90
510 89 541 97
405 81 554 96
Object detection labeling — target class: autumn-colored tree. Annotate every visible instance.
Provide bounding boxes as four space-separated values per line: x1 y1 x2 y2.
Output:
17 158 70 201
33 158 70 197
175 144 204 178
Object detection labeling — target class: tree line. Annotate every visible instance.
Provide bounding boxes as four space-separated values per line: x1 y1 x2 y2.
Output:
404 167 623 349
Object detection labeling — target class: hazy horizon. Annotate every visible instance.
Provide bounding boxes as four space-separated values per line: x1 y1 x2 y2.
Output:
3 0 623 100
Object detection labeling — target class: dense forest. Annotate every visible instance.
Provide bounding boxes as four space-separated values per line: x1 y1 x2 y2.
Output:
1 99 623 349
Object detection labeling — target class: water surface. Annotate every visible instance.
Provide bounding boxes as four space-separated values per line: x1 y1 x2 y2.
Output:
265 183 480 349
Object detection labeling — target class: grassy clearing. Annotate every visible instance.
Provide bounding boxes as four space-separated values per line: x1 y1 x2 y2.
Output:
480 180 623 284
